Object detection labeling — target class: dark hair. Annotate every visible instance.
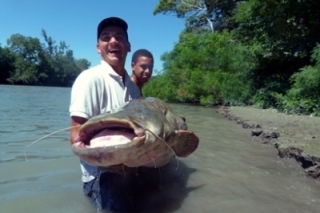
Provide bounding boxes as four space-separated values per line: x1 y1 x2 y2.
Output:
131 49 154 63
97 17 128 41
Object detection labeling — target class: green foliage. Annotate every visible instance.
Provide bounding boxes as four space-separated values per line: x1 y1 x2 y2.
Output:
154 0 239 32
277 44 320 115
290 44 320 96
230 0 320 114
234 0 320 60
144 31 258 105
0 31 90 86
0 45 15 84
152 0 320 116
6 34 45 84
143 74 180 102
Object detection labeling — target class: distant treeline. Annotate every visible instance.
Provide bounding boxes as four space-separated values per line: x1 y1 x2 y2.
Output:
143 0 320 116
0 29 90 87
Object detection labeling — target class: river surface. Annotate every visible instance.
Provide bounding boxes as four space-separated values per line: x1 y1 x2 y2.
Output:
1 85 320 213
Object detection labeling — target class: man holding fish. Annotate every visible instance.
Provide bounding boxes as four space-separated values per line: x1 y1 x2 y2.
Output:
69 17 142 211
69 17 199 212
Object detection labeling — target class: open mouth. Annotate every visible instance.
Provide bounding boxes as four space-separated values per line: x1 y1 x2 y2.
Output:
76 120 145 146
108 49 121 55
89 127 136 147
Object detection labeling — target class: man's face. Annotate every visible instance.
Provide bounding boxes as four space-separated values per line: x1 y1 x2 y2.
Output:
96 26 131 67
131 56 153 84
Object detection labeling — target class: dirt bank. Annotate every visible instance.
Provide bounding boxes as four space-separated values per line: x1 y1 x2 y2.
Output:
216 106 320 179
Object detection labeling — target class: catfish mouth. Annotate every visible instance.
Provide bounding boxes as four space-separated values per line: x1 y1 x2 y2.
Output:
75 120 145 145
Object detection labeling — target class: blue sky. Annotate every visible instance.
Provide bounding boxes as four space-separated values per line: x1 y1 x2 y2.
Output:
0 0 185 74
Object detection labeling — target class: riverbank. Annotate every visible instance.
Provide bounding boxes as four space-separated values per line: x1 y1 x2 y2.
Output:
216 106 320 179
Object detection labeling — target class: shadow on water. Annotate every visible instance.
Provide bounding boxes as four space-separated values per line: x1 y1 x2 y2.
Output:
100 158 203 213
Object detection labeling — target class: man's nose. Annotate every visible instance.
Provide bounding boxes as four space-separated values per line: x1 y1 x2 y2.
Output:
109 36 118 43
144 68 150 74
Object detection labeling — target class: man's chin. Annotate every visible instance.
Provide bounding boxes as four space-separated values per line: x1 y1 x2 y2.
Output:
142 76 150 80
105 56 124 65
139 78 149 84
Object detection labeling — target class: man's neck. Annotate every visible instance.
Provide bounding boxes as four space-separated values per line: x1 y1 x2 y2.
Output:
130 74 143 90
101 58 125 76
111 65 125 77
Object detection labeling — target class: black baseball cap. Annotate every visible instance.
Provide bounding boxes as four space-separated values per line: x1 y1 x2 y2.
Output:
97 17 128 40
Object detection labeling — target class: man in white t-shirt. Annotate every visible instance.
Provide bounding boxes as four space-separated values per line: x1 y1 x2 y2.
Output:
69 17 141 211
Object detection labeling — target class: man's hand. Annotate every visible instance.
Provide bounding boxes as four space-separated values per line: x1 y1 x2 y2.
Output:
70 116 87 145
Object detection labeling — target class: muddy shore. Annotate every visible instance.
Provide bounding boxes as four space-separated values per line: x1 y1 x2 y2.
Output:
216 106 320 179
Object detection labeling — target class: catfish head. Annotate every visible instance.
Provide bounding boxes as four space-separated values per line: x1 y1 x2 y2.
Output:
71 97 199 168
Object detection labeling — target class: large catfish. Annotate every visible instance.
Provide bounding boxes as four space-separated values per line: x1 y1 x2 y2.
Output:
71 97 199 168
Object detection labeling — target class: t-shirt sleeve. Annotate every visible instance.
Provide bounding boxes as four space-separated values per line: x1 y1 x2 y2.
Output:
69 71 99 119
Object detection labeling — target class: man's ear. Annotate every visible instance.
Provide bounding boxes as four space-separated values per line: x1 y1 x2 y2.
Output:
131 62 136 72
96 43 101 54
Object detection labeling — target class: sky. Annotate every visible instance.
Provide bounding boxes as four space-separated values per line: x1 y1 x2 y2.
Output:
0 0 185 75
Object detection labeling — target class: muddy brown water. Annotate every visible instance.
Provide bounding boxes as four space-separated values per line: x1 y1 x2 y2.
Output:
1 85 320 213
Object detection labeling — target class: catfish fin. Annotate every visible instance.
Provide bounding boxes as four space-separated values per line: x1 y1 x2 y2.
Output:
172 130 199 157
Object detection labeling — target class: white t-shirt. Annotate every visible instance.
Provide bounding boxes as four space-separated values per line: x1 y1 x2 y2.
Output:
69 60 141 182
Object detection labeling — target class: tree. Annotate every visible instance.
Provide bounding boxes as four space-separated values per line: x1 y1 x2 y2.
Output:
6 34 47 84
233 0 320 108
234 0 320 60
280 44 320 115
0 45 15 84
144 31 258 105
40 30 91 86
154 0 241 32
2 31 91 86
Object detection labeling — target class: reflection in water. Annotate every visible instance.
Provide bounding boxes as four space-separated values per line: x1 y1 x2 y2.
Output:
98 159 202 213
1 85 320 213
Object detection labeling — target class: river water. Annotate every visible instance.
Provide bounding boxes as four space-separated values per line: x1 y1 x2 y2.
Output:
1 85 320 213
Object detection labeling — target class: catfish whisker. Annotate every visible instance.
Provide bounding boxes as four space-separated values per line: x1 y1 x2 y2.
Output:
122 164 127 177
24 125 80 162
131 120 180 170
146 152 156 168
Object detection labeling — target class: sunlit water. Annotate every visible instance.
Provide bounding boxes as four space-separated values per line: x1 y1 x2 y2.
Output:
1 85 320 213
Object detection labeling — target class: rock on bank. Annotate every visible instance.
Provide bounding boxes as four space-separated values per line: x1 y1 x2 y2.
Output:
216 106 320 179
